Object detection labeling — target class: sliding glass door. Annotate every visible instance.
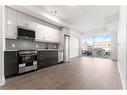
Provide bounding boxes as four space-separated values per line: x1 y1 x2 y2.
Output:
81 36 94 56
93 34 111 58
81 33 111 58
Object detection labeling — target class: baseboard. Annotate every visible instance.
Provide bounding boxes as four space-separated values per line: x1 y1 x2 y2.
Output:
111 58 117 62
0 76 5 86
117 62 126 89
71 56 80 58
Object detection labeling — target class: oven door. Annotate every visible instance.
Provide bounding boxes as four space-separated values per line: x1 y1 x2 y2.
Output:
19 54 37 74
20 54 37 64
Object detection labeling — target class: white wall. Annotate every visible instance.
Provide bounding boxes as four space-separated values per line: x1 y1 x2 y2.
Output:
83 27 107 36
70 35 80 58
70 29 80 58
117 6 127 89
0 6 5 86
111 32 117 60
106 22 118 61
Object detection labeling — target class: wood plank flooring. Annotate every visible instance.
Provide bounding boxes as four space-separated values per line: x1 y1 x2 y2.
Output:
0 57 122 89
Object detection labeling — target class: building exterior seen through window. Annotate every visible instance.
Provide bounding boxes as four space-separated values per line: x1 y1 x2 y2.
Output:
80 33 111 58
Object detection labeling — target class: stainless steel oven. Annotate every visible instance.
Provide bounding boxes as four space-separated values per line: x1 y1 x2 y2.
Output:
18 50 37 74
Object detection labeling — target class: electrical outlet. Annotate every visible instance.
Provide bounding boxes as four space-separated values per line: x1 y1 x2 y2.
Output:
36 45 39 48
54 45 56 48
12 44 15 47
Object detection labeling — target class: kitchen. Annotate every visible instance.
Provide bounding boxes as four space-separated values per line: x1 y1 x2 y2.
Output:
4 6 71 78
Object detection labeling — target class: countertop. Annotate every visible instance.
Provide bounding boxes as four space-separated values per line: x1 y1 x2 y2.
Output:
4 50 18 51
4 49 60 51
37 49 59 51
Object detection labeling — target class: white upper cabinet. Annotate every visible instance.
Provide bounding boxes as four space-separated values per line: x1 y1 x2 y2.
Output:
27 16 37 30
54 29 60 42
44 26 54 42
5 7 17 39
52 28 60 42
35 23 45 41
4 7 8 38
36 24 60 43
5 7 61 43
50 28 60 42
17 12 29 27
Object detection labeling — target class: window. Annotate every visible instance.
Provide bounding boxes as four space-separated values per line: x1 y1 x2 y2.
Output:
81 36 94 56
80 33 111 58
94 33 111 58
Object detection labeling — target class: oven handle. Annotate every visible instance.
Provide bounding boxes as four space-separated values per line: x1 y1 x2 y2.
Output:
19 54 37 56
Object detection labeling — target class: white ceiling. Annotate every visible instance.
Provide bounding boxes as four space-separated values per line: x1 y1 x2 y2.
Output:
40 6 119 33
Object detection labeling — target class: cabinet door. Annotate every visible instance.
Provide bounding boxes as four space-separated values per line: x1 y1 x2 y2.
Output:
36 23 45 41
56 30 61 42
4 51 18 78
44 26 53 41
17 12 29 27
44 26 59 42
4 7 8 38
27 16 37 30
44 26 60 42
5 8 17 39
50 28 56 42
37 51 58 69
53 29 60 42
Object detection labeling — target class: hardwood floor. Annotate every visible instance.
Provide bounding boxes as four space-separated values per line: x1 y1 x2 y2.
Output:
0 57 122 89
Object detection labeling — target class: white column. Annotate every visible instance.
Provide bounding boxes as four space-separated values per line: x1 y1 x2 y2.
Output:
0 6 5 86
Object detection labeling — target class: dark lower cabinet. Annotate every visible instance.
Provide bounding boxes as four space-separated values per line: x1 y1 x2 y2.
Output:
37 50 58 69
4 51 18 78
4 50 58 78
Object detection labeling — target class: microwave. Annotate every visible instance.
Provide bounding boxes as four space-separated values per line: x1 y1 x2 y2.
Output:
17 26 35 39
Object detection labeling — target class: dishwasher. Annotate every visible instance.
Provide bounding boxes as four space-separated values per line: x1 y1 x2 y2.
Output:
58 50 64 63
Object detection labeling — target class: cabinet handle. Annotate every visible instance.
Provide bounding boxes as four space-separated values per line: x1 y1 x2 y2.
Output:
16 52 17 56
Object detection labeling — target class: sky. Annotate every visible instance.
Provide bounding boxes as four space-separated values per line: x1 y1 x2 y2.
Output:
81 33 111 45
95 34 111 42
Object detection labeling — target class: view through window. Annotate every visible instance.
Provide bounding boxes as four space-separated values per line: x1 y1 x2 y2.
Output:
81 33 111 58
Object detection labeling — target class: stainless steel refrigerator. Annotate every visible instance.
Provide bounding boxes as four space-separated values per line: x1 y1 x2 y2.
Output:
64 35 70 62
